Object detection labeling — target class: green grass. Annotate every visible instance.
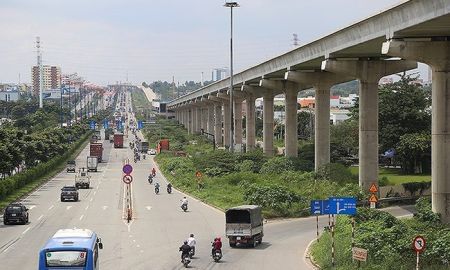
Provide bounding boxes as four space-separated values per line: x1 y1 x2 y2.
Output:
0 132 92 210
350 166 431 185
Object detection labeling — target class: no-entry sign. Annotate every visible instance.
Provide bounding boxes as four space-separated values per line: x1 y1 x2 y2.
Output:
123 175 133 184
413 236 426 253
123 164 133 175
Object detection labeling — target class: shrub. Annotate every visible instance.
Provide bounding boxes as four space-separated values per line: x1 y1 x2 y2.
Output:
243 183 302 212
192 150 236 176
260 157 295 174
237 149 266 172
414 197 440 223
316 163 354 184
237 160 255 173
402 181 431 196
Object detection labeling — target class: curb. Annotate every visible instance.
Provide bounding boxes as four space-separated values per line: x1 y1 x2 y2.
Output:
304 238 321 270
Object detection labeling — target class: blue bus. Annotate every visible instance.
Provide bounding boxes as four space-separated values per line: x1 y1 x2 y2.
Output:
39 229 103 270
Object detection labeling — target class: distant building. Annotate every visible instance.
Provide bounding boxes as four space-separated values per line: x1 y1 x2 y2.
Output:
330 109 351 125
379 77 394 85
31 65 61 96
211 68 229 81
0 90 20 102
338 94 358 108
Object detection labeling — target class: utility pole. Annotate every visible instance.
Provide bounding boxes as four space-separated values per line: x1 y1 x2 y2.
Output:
60 74 63 128
224 1 239 152
36 37 43 108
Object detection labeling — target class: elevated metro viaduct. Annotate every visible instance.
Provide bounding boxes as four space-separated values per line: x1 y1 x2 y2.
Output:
168 0 450 222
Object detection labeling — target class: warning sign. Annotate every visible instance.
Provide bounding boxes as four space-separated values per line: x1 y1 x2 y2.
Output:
369 183 378 193
352 247 368 262
195 171 202 178
369 194 378 203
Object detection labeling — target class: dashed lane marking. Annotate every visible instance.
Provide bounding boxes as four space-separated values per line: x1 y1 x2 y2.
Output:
79 215 84 220
48 205 54 210
66 206 72 210
90 198 93 202
85 205 89 210
37 215 44 221
102 206 108 210
146 206 152 211
22 228 30 235
28 205 36 210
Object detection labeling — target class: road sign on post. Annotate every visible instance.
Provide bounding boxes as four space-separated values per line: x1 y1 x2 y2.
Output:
137 120 143 129
122 175 133 184
369 183 378 193
122 164 133 175
413 236 426 270
103 119 109 129
328 197 357 215
352 247 368 262
310 200 330 215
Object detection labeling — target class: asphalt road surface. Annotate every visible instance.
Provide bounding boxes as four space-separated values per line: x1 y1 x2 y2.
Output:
0 92 416 269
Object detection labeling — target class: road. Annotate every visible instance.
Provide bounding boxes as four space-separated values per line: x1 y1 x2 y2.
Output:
0 91 416 269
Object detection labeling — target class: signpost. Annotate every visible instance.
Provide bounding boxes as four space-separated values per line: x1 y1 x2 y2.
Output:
352 247 368 267
369 183 378 209
137 120 143 130
122 175 133 184
103 119 109 129
122 164 133 175
413 236 426 270
90 120 96 130
328 197 357 215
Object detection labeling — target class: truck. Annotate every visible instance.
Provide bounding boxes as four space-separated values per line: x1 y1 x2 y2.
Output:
225 205 264 248
114 133 124 148
75 168 91 189
89 142 103 163
137 141 149 153
86 156 98 172
157 139 169 153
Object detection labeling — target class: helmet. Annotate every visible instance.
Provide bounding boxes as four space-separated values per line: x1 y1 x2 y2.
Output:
184 240 188 244
184 196 186 199
218 237 221 241
190 234 194 237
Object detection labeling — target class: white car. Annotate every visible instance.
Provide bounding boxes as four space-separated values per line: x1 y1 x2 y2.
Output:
148 149 156 155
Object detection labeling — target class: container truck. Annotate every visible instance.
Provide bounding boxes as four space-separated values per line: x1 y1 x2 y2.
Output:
114 133 124 148
86 156 98 172
89 142 103 162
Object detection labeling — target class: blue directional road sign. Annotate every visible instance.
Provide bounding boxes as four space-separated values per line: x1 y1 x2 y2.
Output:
137 120 143 130
116 120 123 130
90 120 96 130
328 197 357 215
310 200 330 215
103 119 109 129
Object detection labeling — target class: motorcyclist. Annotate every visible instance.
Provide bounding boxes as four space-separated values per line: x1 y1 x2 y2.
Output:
212 237 222 256
167 183 172 192
179 240 191 262
181 197 188 207
151 167 156 176
187 234 196 255
154 182 160 193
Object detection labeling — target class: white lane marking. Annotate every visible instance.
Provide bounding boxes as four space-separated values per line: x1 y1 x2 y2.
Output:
93 191 97 196
102 206 108 210
129 235 133 238
90 198 93 202
140 250 144 253
133 240 136 243
37 215 44 221
85 205 89 210
48 205 54 210
22 228 31 235
145 206 152 211
79 215 84 220
28 205 36 210
66 206 72 210
136 244 140 248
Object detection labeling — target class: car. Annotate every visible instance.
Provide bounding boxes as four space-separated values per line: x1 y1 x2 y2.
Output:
66 160 76 173
148 149 156 155
3 202 29 225
60 186 79 202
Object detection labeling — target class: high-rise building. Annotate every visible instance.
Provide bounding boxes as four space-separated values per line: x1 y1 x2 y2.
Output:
31 65 61 96
211 68 229 81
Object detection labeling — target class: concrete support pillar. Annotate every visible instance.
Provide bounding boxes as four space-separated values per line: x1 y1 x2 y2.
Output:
214 105 222 146
234 99 243 150
188 109 193 134
201 107 207 132
223 103 231 148
285 88 298 157
245 95 256 151
207 106 214 135
322 58 417 191
191 108 197 134
315 83 332 170
383 40 450 222
263 94 274 156
195 107 202 134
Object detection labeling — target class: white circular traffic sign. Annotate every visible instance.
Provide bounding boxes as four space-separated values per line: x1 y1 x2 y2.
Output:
413 236 426 253
123 175 133 184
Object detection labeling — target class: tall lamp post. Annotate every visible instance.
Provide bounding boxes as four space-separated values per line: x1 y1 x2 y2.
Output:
224 1 239 152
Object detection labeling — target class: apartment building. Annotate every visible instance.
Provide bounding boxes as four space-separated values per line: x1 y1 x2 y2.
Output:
31 65 61 96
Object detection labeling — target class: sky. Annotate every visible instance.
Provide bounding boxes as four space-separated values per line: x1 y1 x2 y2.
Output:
0 0 427 86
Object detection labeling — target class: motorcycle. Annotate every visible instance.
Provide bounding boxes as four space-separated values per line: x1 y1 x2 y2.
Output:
167 185 172 194
155 186 159 194
181 254 191 268
212 249 222 262
148 175 153 184
181 204 188 212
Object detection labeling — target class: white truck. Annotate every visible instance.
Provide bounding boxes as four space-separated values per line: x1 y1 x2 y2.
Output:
75 168 91 189
225 205 264 248
87 156 98 172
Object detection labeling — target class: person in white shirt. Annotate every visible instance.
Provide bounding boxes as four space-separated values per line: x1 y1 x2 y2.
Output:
181 197 188 207
187 234 196 255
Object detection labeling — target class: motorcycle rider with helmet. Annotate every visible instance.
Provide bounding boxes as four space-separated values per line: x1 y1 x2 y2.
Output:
179 240 191 262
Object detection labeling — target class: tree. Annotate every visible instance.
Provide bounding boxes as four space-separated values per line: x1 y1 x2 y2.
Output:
396 133 431 174
297 111 314 140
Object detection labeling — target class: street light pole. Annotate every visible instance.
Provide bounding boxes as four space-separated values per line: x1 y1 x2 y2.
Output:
224 1 239 152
